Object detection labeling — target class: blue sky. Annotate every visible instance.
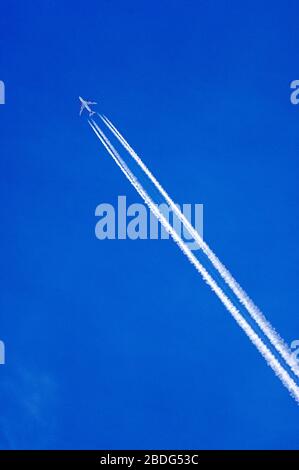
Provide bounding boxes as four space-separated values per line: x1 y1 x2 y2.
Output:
0 0 298 449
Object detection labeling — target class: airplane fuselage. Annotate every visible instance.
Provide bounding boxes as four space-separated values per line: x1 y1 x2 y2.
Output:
79 96 92 114
79 96 96 116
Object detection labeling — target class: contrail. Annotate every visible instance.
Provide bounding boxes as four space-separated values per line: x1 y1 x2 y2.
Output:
89 118 299 403
100 114 299 378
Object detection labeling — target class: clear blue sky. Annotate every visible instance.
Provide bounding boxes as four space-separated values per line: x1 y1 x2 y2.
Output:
0 0 298 449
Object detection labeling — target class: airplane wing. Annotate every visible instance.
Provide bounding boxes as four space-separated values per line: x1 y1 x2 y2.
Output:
87 101 97 105
79 104 85 115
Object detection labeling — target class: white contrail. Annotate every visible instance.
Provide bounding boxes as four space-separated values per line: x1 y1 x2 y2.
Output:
89 118 299 403
100 114 299 378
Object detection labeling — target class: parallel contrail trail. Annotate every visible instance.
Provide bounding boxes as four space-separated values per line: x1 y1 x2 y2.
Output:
89 118 299 403
99 114 299 378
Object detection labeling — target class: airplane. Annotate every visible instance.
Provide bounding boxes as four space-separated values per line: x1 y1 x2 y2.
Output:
79 96 97 116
